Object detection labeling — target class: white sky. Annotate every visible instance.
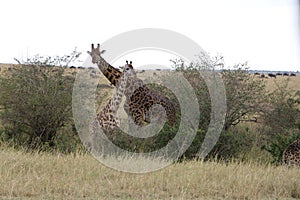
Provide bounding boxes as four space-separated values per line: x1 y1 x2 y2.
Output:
0 0 299 71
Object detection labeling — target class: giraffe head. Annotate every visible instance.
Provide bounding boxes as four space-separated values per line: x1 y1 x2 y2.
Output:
118 60 137 89
120 60 133 71
121 60 137 76
87 43 106 64
88 43 122 86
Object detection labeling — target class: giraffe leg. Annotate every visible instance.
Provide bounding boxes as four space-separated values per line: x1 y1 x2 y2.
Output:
88 119 101 152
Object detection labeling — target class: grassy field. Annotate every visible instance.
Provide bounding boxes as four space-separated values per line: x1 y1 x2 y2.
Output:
1 63 300 199
261 75 300 92
0 147 299 199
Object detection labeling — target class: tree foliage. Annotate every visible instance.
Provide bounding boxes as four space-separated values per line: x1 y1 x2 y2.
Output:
171 56 266 131
263 79 300 134
165 55 267 159
263 130 300 165
221 64 266 130
14 48 81 67
0 51 79 150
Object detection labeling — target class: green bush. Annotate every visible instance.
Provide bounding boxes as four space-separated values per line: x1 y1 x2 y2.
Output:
263 130 300 165
167 56 264 160
53 124 85 153
0 51 80 151
171 58 266 131
221 66 266 130
181 127 254 160
263 80 300 134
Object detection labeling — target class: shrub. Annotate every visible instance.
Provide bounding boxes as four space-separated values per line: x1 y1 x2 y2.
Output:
181 127 254 160
171 57 266 131
0 50 80 150
263 130 300 165
167 56 265 160
221 65 266 130
263 79 300 134
53 124 85 153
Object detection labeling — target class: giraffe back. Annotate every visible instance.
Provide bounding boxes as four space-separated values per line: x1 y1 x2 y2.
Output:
124 70 176 126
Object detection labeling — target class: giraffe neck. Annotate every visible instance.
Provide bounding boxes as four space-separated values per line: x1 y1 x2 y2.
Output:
109 71 128 115
96 57 122 86
124 74 144 98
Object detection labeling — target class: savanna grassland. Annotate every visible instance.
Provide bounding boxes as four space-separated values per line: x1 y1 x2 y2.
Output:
0 146 299 199
0 63 300 199
262 74 300 92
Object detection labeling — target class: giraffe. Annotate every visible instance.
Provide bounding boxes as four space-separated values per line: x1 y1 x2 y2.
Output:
88 61 136 150
90 60 135 130
282 138 300 166
88 43 175 126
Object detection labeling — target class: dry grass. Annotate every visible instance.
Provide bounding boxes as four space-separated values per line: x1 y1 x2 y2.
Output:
1 147 299 199
260 75 300 92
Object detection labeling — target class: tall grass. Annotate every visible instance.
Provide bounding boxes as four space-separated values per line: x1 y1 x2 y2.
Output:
1 146 299 199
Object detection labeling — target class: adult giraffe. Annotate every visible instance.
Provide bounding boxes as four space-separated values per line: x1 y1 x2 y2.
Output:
89 61 136 148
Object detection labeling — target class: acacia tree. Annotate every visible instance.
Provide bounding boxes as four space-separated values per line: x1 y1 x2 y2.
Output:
0 50 80 149
171 56 266 131
221 64 266 130
166 55 265 159
263 79 300 134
